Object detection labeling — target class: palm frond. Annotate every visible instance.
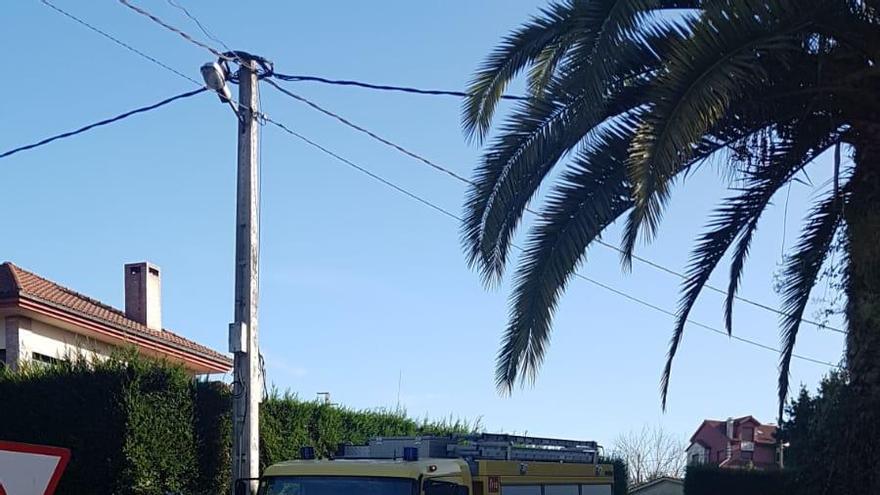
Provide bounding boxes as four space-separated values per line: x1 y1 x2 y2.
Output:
463 21 687 286
777 184 848 420
463 79 653 286
496 129 633 391
462 0 584 142
724 123 841 332
623 0 829 265
660 130 833 409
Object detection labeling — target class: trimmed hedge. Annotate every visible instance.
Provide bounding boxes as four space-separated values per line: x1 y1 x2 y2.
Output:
0 356 196 494
684 466 793 495
0 356 472 494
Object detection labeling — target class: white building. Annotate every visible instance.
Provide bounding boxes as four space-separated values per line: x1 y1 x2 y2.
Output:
0 261 231 374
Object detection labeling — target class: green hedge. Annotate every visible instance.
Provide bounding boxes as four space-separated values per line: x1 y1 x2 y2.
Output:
0 356 197 494
599 457 627 495
0 356 472 495
684 466 793 495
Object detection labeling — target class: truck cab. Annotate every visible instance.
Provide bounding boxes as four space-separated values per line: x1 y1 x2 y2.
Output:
255 434 614 495
258 457 470 495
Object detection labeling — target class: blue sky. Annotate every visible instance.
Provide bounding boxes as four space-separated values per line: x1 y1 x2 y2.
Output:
2 1 846 448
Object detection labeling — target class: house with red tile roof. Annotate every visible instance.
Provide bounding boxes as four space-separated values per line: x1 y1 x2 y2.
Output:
686 416 780 470
0 261 231 374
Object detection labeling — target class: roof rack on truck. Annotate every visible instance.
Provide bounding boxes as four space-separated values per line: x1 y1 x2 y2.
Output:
337 433 601 464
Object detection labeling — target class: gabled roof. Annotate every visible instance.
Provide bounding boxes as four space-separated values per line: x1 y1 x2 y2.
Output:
630 477 683 493
0 262 231 372
689 416 778 446
689 420 724 444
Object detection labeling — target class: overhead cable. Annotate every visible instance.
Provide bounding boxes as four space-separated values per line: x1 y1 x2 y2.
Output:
0 88 207 159
265 80 846 336
264 116 840 370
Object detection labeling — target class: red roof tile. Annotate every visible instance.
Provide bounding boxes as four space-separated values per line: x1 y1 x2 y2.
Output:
0 262 231 369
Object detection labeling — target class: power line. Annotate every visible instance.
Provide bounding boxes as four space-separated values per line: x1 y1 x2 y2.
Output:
117 0 234 62
165 0 232 52
265 117 460 222
0 87 207 159
265 79 472 184
263 115 838 370
35 2 845 336
265 79 846 335
39 0 202 86
273 73 529 101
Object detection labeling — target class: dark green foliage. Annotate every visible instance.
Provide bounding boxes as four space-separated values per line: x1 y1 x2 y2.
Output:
683 466 793 495
464 0 880 420
192 380 232 495
0 355 197 495
1 357 474 494
599 457 628 495
259 391 474 468
778 372 880 495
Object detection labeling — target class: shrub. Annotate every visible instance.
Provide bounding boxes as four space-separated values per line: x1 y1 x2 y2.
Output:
684 466 792 495
0 355 479 494
0 355 196 495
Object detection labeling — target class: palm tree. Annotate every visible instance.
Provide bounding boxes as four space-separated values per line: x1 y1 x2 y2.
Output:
461 0 880 418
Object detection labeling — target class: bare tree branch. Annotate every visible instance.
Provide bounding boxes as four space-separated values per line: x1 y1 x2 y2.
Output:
612 425 686 486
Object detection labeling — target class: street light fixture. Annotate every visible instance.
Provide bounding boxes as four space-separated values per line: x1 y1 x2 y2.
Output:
200 61 232 102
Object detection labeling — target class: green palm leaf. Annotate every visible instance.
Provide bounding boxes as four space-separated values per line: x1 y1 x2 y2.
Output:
623 0 831 264
497 128 634 391
660 127 835 409
463 21 686 286
462 0 585 142
777 185 848 420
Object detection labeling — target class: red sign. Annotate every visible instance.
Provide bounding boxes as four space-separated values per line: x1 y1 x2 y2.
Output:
488 476 500 493
0 441 71 495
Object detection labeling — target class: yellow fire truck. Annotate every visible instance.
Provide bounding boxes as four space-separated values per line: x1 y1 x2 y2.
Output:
255 434 614 495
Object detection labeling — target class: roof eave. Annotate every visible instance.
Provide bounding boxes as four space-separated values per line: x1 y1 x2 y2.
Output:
4 294 232 373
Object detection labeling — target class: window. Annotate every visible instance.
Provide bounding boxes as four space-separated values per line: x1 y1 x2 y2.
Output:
0 349 6 368
259 476 416 495
742 427 754 442
31 353 63 366
741 450 753 461
544 486 578 495
501 486 541 495
581 486 612 495
691 453 701 464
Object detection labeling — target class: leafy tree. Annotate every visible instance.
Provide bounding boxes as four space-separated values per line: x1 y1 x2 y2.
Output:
779 371 880 494
462 0 880 420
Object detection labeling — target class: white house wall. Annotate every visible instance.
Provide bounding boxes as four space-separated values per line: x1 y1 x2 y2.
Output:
21 319 113 363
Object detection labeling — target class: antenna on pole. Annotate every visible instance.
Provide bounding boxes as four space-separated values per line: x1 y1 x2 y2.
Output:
396 369 402 412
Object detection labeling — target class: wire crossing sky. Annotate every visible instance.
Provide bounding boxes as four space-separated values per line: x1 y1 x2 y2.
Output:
3 0 847 446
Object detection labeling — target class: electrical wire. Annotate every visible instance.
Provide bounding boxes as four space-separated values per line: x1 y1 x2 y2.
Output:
165 0 232 52
117 0 234 62
0 87 208 159
273 73 529 101
265 117 460 222
265 80 847 336
264 115 839 370
39 0 202 86
30 2 847 338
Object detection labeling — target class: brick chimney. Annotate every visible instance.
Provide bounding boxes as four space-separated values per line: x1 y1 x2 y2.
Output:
124 262 162 330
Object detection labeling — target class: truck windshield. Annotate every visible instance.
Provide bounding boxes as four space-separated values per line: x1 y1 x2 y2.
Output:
259 476 417 495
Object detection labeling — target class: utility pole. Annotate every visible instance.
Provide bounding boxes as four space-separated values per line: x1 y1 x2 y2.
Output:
202 51 267 495
230 56 260 495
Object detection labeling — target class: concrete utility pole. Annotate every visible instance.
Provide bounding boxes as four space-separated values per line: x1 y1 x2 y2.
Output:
230 56 261 495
